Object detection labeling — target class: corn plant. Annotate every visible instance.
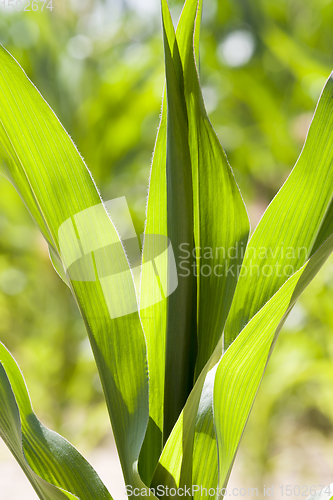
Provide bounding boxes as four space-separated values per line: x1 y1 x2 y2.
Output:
1 0 333 499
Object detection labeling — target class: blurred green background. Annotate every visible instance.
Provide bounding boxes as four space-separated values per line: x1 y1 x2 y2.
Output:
1 0 333 489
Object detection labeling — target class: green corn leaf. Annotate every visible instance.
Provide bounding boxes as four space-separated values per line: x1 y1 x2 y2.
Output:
160 0 198 445
175 0 249 379
0 44 152 495
151 342 221 497
138 98 168 484
214 231 333 491
215 75 333 495
224 73 333 350
140 1 199 479
150 0 248 493
0 341 111 500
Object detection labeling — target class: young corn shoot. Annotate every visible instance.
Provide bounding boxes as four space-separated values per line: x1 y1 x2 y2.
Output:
0 0 333 499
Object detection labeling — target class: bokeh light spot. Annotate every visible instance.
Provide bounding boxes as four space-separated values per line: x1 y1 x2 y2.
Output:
67 35 93 60
218 30 255 67
0 268 27 296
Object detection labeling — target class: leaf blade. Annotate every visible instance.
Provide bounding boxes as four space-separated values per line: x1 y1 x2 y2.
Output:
176 0 249 378
224 73 333 350
0 341 110 500
214 231 333 490
0 44 152 495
